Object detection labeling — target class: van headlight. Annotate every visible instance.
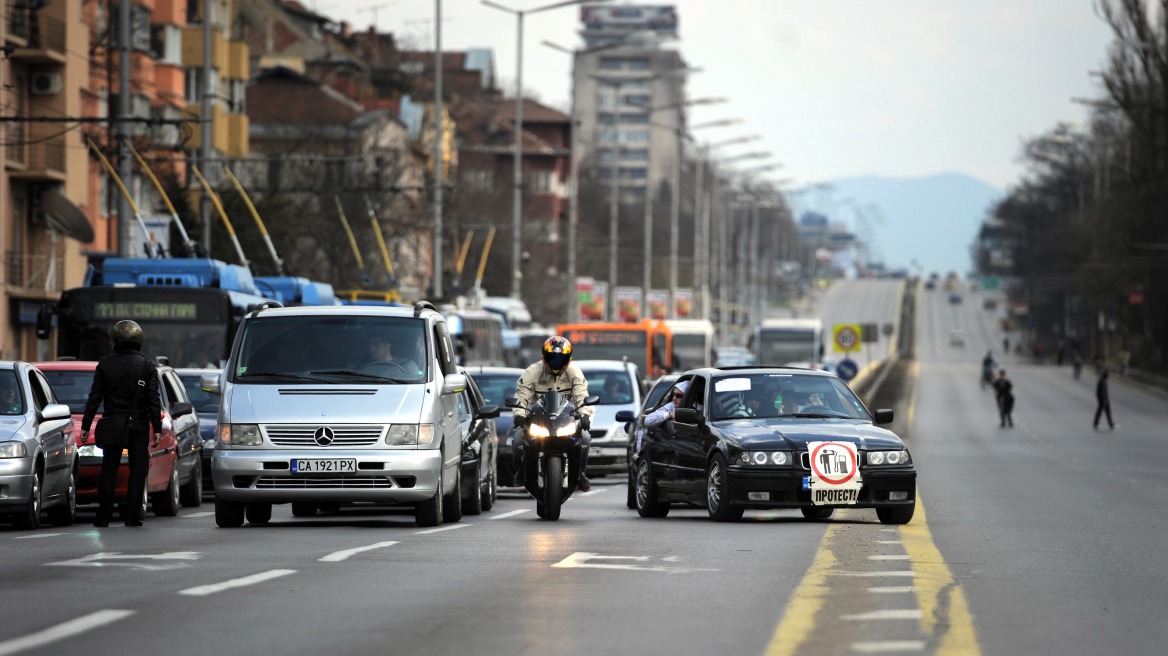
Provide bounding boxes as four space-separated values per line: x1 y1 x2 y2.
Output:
220 424 263 446
866 450 911 466
0 442 28 458
386 424 435 446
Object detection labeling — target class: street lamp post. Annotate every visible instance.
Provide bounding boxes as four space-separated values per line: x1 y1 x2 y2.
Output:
694 135 761 318
482 0 601 300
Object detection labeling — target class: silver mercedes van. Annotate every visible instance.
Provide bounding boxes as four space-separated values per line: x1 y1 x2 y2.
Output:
204 301 467 527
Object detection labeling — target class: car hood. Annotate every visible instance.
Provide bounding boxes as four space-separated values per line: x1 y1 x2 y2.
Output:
224 384 426 424
716 418 905 450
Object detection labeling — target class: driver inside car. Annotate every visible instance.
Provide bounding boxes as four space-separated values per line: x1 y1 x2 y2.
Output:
362 331 420 377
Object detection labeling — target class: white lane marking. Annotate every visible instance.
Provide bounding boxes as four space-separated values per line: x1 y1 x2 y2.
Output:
414 524 470 535
178 569 296 596
875 540 901 544
851 640 927 652
0 609 135 656
868 586 915 593
488 509 530 520
14 533 65 540
869 555 910 560
319 541 399 562
841 609 923 621
47 552 202 571
180 511 213 518
577 488 605 497
552 552 719 574
840 571 916 577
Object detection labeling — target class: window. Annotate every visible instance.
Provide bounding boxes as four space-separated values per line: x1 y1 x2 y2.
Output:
597 148 615 163
227 79 246 113
131 5 152 52
151 25 182 65
620 129 649 144
620 148 649 161
627 58 650 70
599 58 623 70
624 94 651 108
622 113 649 124
527 170 552 193
463 169 493 192
598 128 617 143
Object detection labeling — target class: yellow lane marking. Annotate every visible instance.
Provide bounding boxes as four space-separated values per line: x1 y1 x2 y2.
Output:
761 530 838 656
902 498 981 655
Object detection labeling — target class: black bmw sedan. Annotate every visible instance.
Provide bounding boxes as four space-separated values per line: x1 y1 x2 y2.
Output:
624 366 915 524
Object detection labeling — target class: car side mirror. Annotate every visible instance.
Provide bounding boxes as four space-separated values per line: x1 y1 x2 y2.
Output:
874 409 894 424
476 404 501 420
442 373 467 395
674 407 701 424
170 401 194 418
615 410 636 423
200 372 221 394
40 403 71 422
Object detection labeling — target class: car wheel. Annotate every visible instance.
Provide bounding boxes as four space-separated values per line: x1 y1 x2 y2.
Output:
876 503 915 525
215 497 245 528
318 502 341 513
179 459 203 508
13 469 43 530
801 506 834 520
626 464 636 509
481 460 496 512
47 464 77 527
291 502 318 517
635 458 669 518
706 454 743 522
443 467 462 523
120 486 148 522
415 471 443 527
152 466 181 517
245 502 272 525
461 465 483 516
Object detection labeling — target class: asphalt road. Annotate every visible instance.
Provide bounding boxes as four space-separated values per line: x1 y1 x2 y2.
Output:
3 279 1166 656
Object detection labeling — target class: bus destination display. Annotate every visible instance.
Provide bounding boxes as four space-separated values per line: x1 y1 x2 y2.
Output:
564 330 646 346
94 302 199 320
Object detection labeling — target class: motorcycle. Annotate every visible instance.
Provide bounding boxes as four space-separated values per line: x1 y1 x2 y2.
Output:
507 390 598 520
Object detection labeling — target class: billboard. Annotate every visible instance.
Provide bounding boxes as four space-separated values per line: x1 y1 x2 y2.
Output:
615 286 643 323
647 289 669 320
580 4 678 37
674 288 693 318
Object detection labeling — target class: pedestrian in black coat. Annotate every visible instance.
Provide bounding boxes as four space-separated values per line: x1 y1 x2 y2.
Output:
79 320 163 527
992 368 1014 427
1094 369 1115 430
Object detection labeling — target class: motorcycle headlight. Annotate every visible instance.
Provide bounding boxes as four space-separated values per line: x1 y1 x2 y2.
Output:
555 421 579 437
528 423 550 438
220 424 263 446
867 450 911 466
0 442 28 458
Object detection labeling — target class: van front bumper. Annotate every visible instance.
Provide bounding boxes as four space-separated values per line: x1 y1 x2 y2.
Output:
212 448 442 504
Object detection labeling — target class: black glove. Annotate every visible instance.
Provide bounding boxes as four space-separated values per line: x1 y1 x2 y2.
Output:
579 415 591 431
513 415 525 429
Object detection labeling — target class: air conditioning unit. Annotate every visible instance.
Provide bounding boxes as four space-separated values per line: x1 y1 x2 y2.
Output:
31 71 62 95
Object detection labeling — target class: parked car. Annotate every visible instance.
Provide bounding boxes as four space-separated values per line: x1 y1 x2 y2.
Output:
0 361 77 529
35 358 203 520
623 373 680 508
624 366 916 523
455 368 501 515
575 360 643 477
176 368 222 492
463 366 525 486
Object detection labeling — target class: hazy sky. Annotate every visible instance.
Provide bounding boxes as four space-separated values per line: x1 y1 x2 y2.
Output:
318 1 1117 192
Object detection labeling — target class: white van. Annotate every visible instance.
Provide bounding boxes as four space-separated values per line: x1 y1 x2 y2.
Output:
204 301 468 527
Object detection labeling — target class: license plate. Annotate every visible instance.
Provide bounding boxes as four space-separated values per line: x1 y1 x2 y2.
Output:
291 459 356 473
802 476 811 490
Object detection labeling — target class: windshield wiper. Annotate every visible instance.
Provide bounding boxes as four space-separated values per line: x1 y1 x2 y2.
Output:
309 369 413 384
237 371 330 383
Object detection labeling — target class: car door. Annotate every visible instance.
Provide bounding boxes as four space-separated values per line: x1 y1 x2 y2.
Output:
650 375 695 493
433 322 462 487
26 366 71 497
670 375 711 495
161 369 200 482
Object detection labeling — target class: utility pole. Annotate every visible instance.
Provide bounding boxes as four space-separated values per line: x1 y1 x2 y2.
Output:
117 0 132 256
201 0 214 255
432 0 443 298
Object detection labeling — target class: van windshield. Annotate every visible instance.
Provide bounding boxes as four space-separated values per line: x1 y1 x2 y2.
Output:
233 315 428 384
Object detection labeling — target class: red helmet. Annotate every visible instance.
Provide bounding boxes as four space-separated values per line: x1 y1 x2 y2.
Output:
542 336 573 374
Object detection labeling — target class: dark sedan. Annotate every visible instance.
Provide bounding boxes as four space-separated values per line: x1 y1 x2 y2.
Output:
623 373 679 509
455 369 501 515
176 368 221 493
463 366 525 486
625 366 915 523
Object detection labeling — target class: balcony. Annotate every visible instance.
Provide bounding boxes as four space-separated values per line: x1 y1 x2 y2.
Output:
7 10 67 65
5 250 64 294
5 126 67 182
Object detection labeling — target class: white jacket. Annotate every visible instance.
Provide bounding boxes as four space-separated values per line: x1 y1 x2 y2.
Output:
512 361 594 420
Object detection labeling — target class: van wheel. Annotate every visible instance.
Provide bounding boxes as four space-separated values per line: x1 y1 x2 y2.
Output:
215 497 245 528
152 466 181 517
180 460 203 507
245 502 272 524
415 472 443 527
443 468 462 523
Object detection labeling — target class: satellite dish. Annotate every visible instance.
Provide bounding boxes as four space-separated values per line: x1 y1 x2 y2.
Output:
41 187 94 243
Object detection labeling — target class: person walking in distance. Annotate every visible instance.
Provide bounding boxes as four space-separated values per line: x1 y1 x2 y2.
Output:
992 368 1014 427
80 321 163 527
1094 369 1115 430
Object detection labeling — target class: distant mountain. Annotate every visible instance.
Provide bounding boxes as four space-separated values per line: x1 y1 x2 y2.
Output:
818 173 1004 277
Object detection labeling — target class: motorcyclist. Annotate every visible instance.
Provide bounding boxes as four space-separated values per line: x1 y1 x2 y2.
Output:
980 351 996 389
512 336 595 491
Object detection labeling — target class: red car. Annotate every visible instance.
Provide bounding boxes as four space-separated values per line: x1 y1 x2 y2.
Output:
34 360 204 519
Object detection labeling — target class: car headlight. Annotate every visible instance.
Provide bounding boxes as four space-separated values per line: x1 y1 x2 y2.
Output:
220 424 263 446
737 450 790 466
385 424 435 446
867 450 911 466
78 444 103 457
528 423 550 438
0 442 28 458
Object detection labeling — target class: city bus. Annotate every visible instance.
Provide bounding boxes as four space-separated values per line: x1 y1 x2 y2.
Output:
664 319 716 370
43 257 335 366
749 318 824 368
556 319 673 379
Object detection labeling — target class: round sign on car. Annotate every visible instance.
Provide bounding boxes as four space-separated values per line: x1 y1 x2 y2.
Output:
835 358 858 381
807 441 862 505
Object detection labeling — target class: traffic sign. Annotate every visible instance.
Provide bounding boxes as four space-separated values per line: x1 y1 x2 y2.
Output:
836 358 858 381
833 324 861 353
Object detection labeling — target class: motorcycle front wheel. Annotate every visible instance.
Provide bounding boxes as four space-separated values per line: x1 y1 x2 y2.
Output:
542 454 563 521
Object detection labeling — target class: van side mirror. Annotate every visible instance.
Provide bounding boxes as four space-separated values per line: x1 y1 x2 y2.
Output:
442 373 467 395
200 372 221 394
